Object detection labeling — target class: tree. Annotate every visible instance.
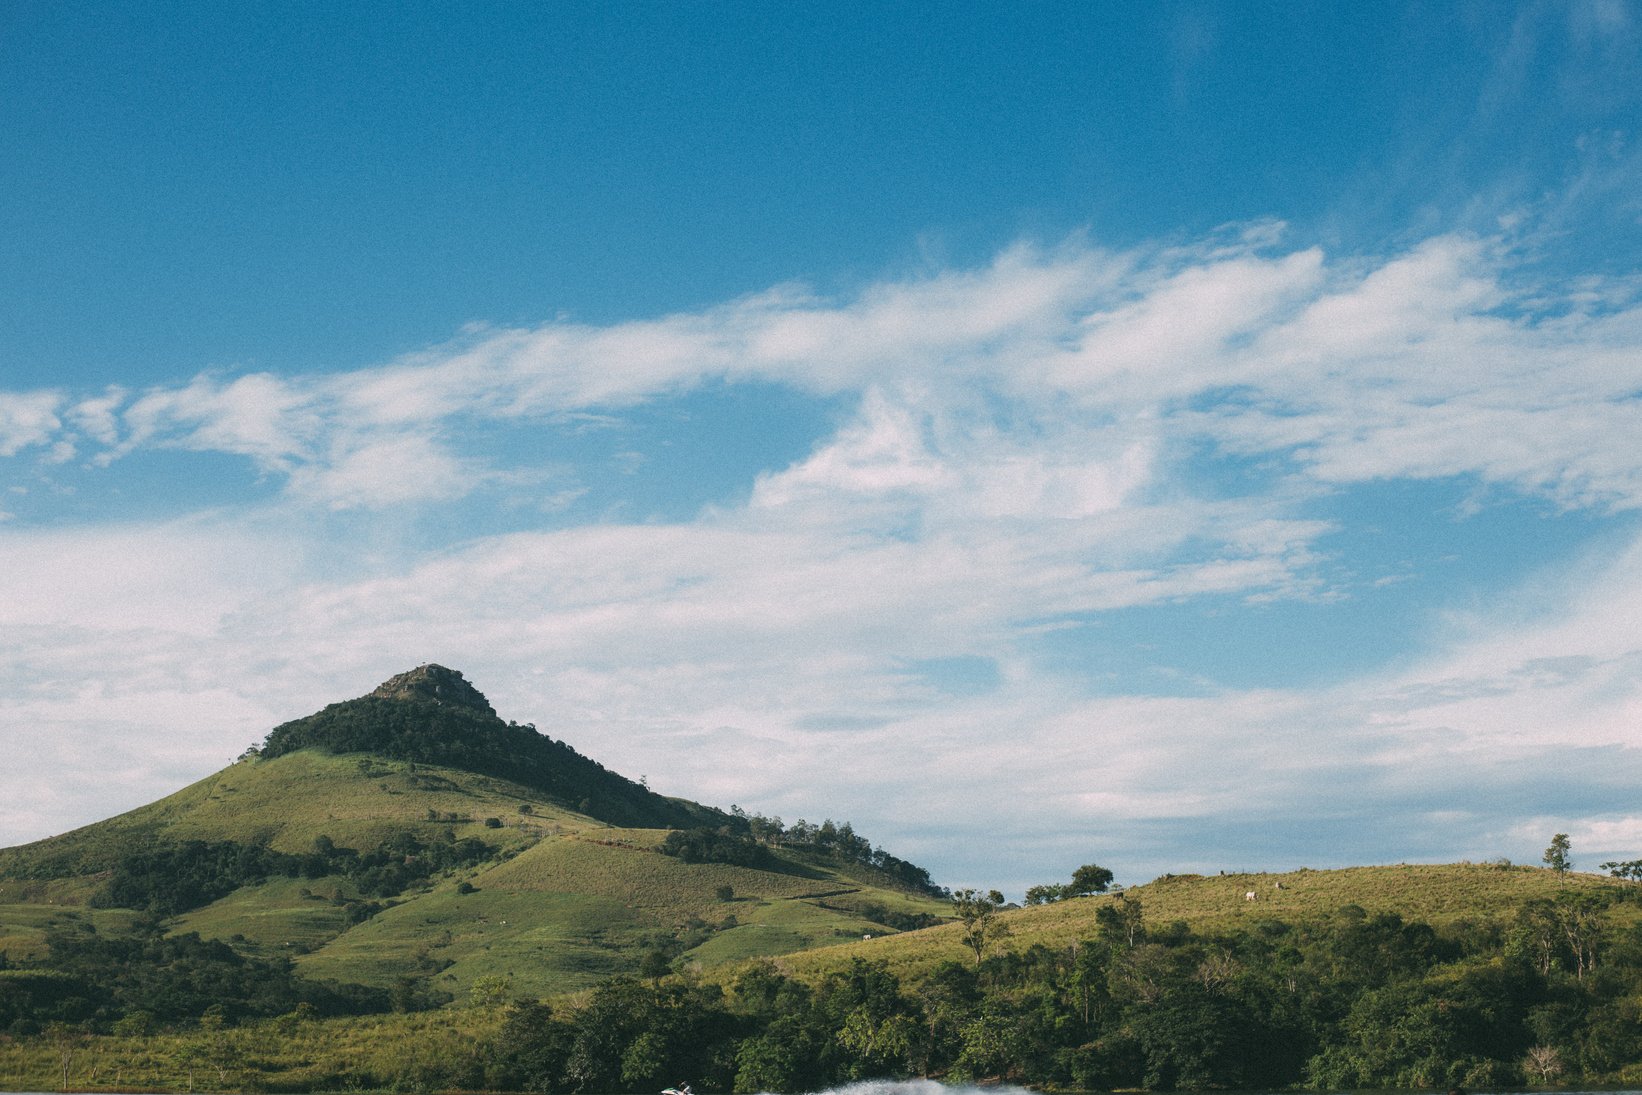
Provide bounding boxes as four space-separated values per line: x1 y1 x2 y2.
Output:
1096 894 1146 948
1069 863 1114 896
638 949 673 980
1544 833 1572 874
469 974 512 1009
1023 884 1065 906
1524 1044 1565 1084
951 889 1010 967
1600 858 1642 880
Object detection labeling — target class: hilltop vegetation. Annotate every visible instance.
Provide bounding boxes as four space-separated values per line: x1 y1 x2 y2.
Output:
256 664 728 831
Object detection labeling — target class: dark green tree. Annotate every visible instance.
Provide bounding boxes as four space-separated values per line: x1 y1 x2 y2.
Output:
1069 863 1114 896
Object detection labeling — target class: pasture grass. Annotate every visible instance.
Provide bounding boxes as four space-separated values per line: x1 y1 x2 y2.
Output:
0 903 147 961
292 832 949 996
772 862 1642 984
0 1005 506 1092
168 876 361 957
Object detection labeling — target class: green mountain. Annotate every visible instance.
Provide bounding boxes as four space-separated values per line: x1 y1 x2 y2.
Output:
0 666 950 1003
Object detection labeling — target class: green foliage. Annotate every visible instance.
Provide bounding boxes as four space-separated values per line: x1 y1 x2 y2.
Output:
1026 863 1113 905
90 831 495 915
12 864 1642 1091
1545 833 1573 874
0 922 392 1035
91 840 290 916
730 808 946 896
659 828 773 868
951 888 1010 967
259 694 727 830
1071 862 1114 895
1602 858 1642 880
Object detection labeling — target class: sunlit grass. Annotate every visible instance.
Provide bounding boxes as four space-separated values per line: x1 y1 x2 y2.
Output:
0 1005 507 1092
771 862 1641 984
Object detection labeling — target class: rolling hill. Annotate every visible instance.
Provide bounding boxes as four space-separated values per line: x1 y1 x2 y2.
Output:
12 665 1642 1093
0 665 951 1000
771 860 1642 985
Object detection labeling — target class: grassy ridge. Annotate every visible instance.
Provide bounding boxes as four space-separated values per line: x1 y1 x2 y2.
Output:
771 861 1641 984
0 750 576 880
293 829 949 997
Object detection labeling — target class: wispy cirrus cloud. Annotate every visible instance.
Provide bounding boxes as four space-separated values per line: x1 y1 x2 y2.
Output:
4 226 1642 888
8 229 1642 519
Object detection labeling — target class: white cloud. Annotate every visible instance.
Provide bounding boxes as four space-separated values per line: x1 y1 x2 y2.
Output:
5 229 1642 891
117 371 319 472
68 389 126 447
286 434 484 510
11 230 1642 521
0 390 63 456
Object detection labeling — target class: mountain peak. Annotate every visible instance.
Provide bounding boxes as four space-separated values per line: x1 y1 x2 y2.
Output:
370 664 496 716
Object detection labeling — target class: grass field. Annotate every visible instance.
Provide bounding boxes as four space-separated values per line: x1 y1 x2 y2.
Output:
0 1004 507 1092
771 862 1641 984
0 750 595 881
293 829 950 997
0 903 147 962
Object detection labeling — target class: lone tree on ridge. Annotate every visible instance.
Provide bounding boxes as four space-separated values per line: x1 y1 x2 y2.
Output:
951 888 1010 967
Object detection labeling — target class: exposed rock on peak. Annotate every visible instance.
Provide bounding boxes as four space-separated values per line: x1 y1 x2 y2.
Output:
370 664 496 716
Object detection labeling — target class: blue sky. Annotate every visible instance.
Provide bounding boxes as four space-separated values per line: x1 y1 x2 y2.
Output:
3 2 1641 895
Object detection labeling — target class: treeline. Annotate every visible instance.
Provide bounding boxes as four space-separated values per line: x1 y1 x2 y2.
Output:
90 831 494 916
729 808 945 896
658 829 774 869
0 923 392 1035
467 890 1642 1092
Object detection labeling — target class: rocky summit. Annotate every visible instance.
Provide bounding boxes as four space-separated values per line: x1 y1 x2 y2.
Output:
369 663 496 715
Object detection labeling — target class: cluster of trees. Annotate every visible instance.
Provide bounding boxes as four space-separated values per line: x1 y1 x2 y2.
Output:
658 829 774 869
0 922 391 1035
1025 863 1115 906
465 888 1642 1092
728 808 944 896
91 831 495 916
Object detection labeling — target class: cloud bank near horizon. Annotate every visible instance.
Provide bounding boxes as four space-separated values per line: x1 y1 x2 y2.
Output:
3 225 1641 891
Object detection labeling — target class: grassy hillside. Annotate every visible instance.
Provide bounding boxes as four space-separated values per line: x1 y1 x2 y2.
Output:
0 746 948 997
772 861 1642 984
0 1005 506 1094
0 667 951 1000
292 827 947 998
